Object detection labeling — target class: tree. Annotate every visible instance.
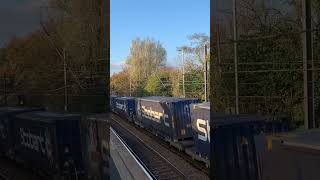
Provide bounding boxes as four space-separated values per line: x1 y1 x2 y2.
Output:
144 67 173 96
213 0 305 127
47 0 107 95
126 38 166 79
177 33 209 100
110 70 131 96
126 37 167 95
0 0 108 112
186 33 210 66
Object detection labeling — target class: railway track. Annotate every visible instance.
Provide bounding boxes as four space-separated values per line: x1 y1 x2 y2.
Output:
110 113 209 180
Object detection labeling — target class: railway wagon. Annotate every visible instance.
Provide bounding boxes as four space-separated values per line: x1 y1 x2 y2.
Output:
113 97 136 122
136 96 200 141
0 107 43 156
11 111 85 177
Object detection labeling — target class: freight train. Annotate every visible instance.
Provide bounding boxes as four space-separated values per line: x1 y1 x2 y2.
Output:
0 106 109 180
0 96 289 180
110 95 289 174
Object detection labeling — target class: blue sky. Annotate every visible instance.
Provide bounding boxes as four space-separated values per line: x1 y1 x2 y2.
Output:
110 0 210 75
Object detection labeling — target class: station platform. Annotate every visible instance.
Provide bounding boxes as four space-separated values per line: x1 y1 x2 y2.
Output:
110 127 153 180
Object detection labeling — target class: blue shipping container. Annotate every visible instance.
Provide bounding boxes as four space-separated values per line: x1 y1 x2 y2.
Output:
12 111 84 175
136 96 200 141
113 97 136 121
0 107 43 155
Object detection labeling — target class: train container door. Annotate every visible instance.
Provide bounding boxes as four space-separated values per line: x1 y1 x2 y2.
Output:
174 99 200 141
126 98 136 121
56 117 84 176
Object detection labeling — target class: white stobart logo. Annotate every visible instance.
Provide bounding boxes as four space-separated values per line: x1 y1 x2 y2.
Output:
116 102 126 111
19 128 52 156
141 106 169 127
196 119 210 142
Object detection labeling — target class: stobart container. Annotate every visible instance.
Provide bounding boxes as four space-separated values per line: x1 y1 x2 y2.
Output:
210 114 289 180
136 96 200 141
113 97 136 122
12 111 83 176
0 106 43 155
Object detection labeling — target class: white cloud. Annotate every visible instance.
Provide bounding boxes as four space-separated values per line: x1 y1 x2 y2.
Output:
111 60 125 67
110 60 126 75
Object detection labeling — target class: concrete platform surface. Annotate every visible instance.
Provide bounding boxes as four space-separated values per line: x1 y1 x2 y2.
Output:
110 127 153 180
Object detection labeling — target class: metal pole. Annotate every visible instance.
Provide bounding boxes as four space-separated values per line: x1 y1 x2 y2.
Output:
233 0 239 114
182 49 186 98
204 44 208 102
302 0 315 129
217 22 221 73
4 73 7 106
64 49 68 112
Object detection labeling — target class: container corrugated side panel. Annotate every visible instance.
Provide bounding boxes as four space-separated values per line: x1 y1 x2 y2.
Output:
137 97 199 141
12 115 58 174
137 99 172 139
191 103 210 158
126 99 136 121
114 97 136 121
0 107 44 154
12 111 83 175
114 98 127 118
